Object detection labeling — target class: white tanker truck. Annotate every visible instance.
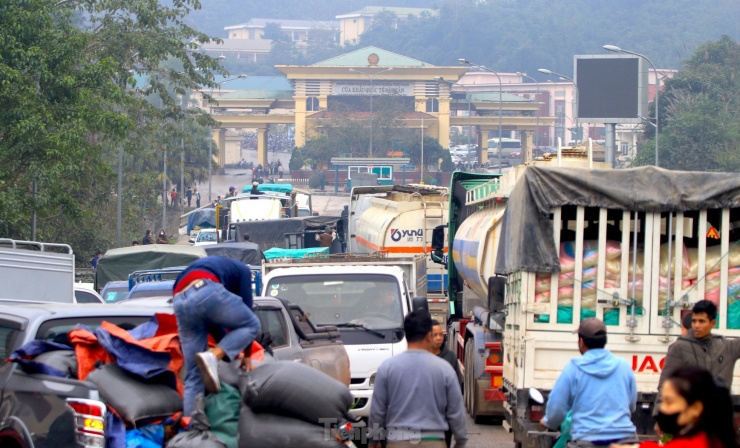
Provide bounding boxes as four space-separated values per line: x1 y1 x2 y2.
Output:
347 184 451 326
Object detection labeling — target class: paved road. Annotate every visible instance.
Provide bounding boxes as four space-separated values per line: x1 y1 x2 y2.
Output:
466 416 515 448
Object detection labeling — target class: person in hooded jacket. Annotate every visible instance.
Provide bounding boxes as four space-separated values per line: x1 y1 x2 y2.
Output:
541 318 638 447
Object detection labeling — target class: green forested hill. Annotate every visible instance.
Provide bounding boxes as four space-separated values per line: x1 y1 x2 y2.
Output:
190 0 738 76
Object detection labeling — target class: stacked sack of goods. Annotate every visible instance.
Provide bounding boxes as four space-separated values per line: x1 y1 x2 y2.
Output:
9 314 354 448
238 360 355 448
534 241 740 326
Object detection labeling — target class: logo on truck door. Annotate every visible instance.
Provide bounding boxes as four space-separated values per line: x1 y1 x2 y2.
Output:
390 228 424 242
631 355 666 373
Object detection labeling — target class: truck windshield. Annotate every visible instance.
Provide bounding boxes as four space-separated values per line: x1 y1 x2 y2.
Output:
265 274 403 330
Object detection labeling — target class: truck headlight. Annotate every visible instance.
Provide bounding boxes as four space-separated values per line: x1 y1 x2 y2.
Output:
369 373 376 387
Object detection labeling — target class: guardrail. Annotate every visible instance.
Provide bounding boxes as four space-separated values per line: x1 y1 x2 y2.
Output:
465 178 502 205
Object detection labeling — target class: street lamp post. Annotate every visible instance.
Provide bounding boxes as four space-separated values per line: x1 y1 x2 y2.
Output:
517 72 541 162
207 74 247 202
604 45 660 167
458 59 503 173
349 67 394 157
434 77 473 158
538 68 579 144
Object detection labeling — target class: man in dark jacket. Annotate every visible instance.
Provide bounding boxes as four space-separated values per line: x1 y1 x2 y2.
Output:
172 256 261 416
432 320 462 448
432 320 461 386
659 300 740 390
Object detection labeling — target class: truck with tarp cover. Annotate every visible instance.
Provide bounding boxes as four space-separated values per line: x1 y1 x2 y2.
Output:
455 164 740 447
227 215 342 252
94 245 206 291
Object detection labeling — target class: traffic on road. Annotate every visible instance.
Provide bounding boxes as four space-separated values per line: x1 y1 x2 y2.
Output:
1 153 739 448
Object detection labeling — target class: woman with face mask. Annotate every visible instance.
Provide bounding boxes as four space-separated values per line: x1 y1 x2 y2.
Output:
612 365 737 448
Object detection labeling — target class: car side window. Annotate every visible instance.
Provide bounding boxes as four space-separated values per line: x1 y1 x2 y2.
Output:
254 308 289 348
0 325 21 365
75 290 103 304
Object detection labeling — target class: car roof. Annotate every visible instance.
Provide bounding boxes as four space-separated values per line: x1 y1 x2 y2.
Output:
119 295 283 308
129 280 175 292
0 302 171 322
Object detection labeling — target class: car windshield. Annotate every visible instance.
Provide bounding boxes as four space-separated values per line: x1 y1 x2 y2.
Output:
264 274 403 330
102 287 129 303
197 231 217 242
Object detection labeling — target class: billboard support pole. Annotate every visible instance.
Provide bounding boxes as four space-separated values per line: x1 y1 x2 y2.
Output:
605 123 616 167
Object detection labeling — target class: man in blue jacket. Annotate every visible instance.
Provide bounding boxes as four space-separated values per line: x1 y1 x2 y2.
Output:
541 318 638 447
172 256 261 416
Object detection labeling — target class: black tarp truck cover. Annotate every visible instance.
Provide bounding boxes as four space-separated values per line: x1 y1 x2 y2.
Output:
204 242 262 266
495 166 740 276
95 245 207 290
231 216 341 250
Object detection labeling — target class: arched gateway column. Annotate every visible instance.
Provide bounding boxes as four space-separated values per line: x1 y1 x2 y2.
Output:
256 126 268 167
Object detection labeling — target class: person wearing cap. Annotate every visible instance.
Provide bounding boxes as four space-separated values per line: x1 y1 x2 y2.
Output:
249 181 263 197
227 186 237 198
541 318 638 447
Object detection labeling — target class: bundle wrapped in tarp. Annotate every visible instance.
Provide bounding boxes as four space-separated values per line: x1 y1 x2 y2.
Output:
9 341 77 378
186 208 217 234
87 363 182 426
238 404 345 448
166 394 226 448
241 361 353 425
496 166 740 276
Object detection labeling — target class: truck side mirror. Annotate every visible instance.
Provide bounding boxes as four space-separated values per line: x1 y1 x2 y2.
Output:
488 276 505 312
431 225 446 267
412 296 429 313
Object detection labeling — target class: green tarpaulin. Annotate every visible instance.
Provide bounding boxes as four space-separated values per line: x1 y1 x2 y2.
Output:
95 245 207 291
263 247 329 260
242 183 293 194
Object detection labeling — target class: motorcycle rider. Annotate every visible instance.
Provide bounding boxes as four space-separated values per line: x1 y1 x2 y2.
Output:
540 318 638 447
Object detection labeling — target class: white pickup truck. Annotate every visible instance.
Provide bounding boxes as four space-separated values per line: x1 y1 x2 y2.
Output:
261 253 430 419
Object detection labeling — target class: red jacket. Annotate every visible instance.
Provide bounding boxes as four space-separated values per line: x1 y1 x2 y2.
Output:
640 431 713 448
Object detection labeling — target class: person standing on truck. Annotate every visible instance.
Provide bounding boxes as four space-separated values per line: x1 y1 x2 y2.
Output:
249 181 263 198
369 310 468 448
659 300 740 391
172 256 261 417
316 226 334 248
90 251 102 270
540 318 638 447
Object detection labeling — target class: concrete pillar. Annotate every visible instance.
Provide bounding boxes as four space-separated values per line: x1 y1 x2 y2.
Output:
213 128 227 170
521 131 533 165
257 127 268 166
437 98 451 149
477 129 489 166
294 95 307 147
605 123 616 167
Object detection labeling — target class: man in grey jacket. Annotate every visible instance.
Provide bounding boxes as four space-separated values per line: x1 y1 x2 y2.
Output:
660 300 740 389
369 310 467 448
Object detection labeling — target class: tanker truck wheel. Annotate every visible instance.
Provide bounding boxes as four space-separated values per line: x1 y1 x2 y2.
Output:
463 340 483 423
